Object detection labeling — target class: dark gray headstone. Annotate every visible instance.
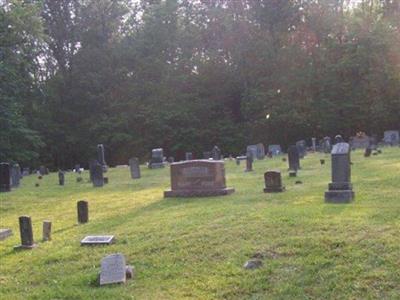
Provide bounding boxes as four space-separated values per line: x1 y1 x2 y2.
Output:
58 170 65 186
10 164 21 188
245 154 253 172
0 163 11 192
129 158 141 179
92 163 104 187
97 144 108 172
42 220 52 241
149 148 165 168
81 235 115 246
325 143 354 203
211 146 221 160
264 171 285 192
99 253 126 285
15 216 36 249
77 200 89 223
267 144 282 156
288 145 300 171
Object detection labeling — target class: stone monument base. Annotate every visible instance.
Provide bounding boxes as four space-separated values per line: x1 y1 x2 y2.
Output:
263 186 285 193
164 188 235 198
14 244 37 250
325 190 354 203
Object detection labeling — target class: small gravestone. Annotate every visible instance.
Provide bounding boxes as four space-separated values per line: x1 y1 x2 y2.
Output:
0 163 11 192
77 200 89 223
149 148 165 169
211 146 222 160
288 145 300 171
185 152 193 160
81 235 115 246
268 144 282 156
320 159 325 165
296 140 307 158
264 171 285 192
289 170 297 177
10 164 21 188
0 228 12 240
325 142 354 203
92 163 104 187
383 130 399 145
58 170 65 186
364 147 372 157
15 216 36 249
129 157 141 179
245 154 253 172
99 253 127 286
243 259 262 269
42 221 52 241
97 144 108 172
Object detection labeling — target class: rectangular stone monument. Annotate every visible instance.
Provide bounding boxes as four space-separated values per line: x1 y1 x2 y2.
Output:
245 155 253 172
77 200 89 223
211 146 222 160
0 228 12 240
268 145 282 156
15 216 36 249
58 170 65 186
81 235 115 246
42 221 52 241
0 163 11 193
185 152 193 160
92 163 104 187
149 148 165 169
296 140 307 158
246 145 258 160
97 144 108 172
100 253 127 285
264 171 285 192
322 137 332 153
129 158 141 179
164 160 234 197
325 143 354 203
256 143 266 159
288 145 300 171
10 164 21 188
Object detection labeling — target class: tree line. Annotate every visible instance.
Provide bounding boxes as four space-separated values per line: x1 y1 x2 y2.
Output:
1 0 399 168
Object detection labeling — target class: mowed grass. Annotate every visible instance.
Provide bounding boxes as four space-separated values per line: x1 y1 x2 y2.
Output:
0 148 399 300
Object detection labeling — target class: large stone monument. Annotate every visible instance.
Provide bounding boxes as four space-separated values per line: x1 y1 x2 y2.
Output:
164 160 234 197
129 157 141 179
325 142 354 203
149 148 165 169
0 163 11 193
97 144 108 172
287 145 300 171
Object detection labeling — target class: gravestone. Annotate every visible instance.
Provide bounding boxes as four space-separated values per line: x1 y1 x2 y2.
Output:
203 151 212 159
22 167 30 176
129 158 141 179
325 142 354 203
92 163 104 187
0 163 11 192
296 140 307 158
164 160 235 197
81 235 115 246
42 221 52 241
256 143 266 159
383 130 400 145
268 145 282 156
77 200 89 223
364 147 372 157
89 159 98 182
264 171 285 192
10 164 21 188
246 145 258 160
0 228 12 240
99 253 127 286
97 144 108 172
15 216 36 249
312 138 317 152
39 166 47 176
288 145 300 171
211 146 222 160
58 170 65 186
185 152 193 161
149 148 165 169
322 137 332 153
245 154 253 172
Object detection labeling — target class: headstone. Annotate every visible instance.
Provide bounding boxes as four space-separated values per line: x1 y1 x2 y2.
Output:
203 151 212 159
42 221 52 241
149 148 165 169
97 144 108 172
74 164 81 174
245 154 253 172
383 130 400 145
100 253 127 285
287 145 300 171
39 166 47 176
312 138 317 152
89 159 97 182
58 170 65 186
10 164 21 188
81 235 115 246
185 152 193 161
15 216 36 249
325 142 354 203
246 145 258 160
256 143 266 159
129 158 141 179
22 167 30 176
289 170 297 177
364 147 372 157
267 145 282 156
164 160 235 197
92 163 104 187
0 228 12 240
77 200 89 223
0 163 11 192
296 140 307 158
322 137 332 153
263 171 285 192
211 146 222 160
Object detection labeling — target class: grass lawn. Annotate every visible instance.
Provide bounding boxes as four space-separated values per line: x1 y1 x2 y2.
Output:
1 148 399 299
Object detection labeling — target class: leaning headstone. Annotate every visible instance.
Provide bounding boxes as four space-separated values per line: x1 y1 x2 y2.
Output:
322 137 332 153
383 130 400 145
211 146 222 160
245 154 253 172
0 163 11 193
15 216 36 249
325 142 354 203
58 170 65 186
264 171 285 193
42 221 52 241
81 235 115 246
97 144 108 172
164 160 234 197
288 145 300 171
129 158 141 179
92 163 104 187
149 148 165 169
268 145 282 156
99 253 127 286
296 140 307 158
0 228 12 241
77 200 89 223
10 164 21 188
185 152 193 161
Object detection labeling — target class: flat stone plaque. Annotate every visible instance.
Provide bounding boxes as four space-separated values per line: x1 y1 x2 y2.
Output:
0 228 12 241
81 235 115 246
100 253 126 285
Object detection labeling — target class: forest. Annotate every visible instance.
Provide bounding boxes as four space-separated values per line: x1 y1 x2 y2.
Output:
1 0 399 168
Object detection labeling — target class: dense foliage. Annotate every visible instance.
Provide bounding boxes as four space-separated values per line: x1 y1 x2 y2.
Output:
1 0 399 168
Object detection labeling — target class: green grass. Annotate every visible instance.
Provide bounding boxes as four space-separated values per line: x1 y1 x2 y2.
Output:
1 148 399 300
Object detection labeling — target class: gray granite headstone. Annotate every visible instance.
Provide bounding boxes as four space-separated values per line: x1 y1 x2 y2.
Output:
129 158 141 179
15 216 36 249
288 145 300 171
42 220 52 241
81 235 115 246
10 164 21 188
99 253 126 285
0 163 11 193
77 200 89 223
58 170 65 186
149 148 165 169
245 154 253 172
97 144 108 172
264 170 285 192
0 228 12 240
92 163 104 187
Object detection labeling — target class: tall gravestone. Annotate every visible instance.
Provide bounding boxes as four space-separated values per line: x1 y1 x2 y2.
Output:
97 144 108 172
0 163 11 193
92 163 104 187
58 170 65 186
325 142 354 203
263 171 285 193
245 154 253 172
287 145 300 171
312 138 317 151
77 200 89 223
10 164 21 188
129 157 141 179
211 146 222 160
246 145 258 160
15 216 36 249
149 148 165 169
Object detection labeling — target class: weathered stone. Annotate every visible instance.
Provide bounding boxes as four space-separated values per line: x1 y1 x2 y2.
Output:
92 162 104 187
99 253 126 286
364 147 372 157
22 167 30 176
125 265 135 279
0 228 12 241
149 148 165 169
296 140 307 158
58 170 65 186
81 235 115 246
243 259 262 269
246 145 258 160
77 200 89 223
264 170 285 193
0 163 11 192
164 160 234 197
256 143 266 159
10 164 21 188
288 145 300 171
97 144 108 172
15 216 36 249
39 166 47 176
245 154 253 172
211 146 222 160
129 157 141 179
383 130 399 145
42 220 52 241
